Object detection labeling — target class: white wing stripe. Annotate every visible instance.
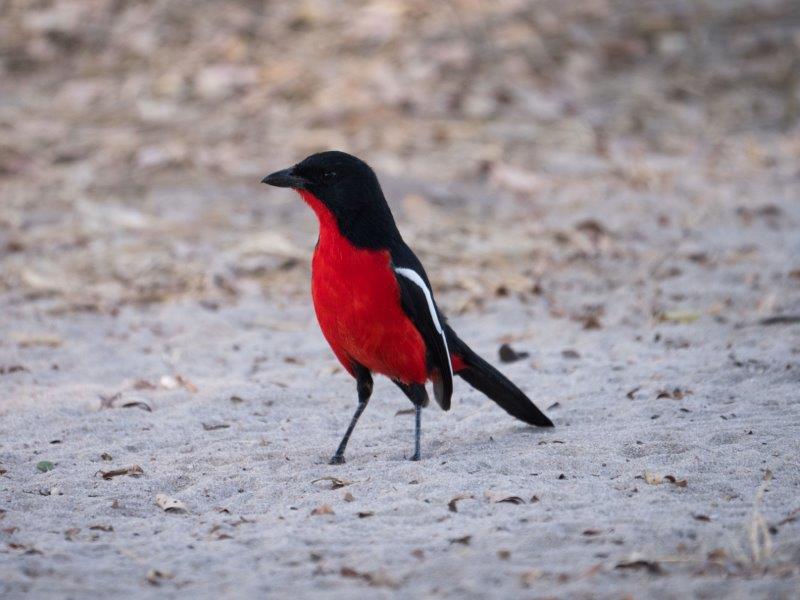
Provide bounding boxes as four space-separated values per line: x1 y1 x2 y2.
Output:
394 267 453 379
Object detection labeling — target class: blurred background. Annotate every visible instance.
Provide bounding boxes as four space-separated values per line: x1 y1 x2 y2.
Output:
1 0 798 315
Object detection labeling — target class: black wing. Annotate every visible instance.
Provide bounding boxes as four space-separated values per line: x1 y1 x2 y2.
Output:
393 263 453 410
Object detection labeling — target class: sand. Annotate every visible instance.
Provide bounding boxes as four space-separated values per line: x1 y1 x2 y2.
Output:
1 138 799 599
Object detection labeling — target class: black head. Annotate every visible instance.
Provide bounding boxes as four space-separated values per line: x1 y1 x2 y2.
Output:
262 150 400 248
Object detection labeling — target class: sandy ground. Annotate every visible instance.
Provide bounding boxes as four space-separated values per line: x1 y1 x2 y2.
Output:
1 134 799 599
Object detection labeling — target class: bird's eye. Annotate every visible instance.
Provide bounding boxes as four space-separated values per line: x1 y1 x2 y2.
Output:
322 171 336 180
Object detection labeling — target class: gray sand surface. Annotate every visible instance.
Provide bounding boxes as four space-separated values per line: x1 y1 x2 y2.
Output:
1 137 799 598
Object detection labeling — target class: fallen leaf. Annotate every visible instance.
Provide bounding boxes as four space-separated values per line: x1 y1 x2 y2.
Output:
155 493 187 513
693 514 711 522
339 566 398 588
133 379 157 390
707 548 728 562
447 494 474 513
449 535 471 545
100 465 144 480
311 504 334 516
615 560 662 574
89 524 114 532
202 422 230 431
498 343 529 363
643 472 687 487
485 491 525 504
759 315 800 325
582 315 602 330
146 569 174 585
664 475 688 487
121 401 152 411
575 219 608 240
312 476 352 490
36 461 55 473
656 387 693 400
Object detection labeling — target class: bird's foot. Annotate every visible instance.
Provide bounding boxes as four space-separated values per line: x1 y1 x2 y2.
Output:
408 451 421 462
328 454 346 465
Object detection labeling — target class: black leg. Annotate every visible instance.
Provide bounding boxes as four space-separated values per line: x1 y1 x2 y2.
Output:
393 380 428 461
411 404 422 461
330 364 372 465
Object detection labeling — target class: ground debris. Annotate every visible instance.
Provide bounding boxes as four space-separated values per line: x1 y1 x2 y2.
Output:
498 344 529 363
155 493 187 513
99 465 144 480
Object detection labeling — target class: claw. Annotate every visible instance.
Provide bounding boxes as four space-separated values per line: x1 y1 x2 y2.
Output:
329 455 346 465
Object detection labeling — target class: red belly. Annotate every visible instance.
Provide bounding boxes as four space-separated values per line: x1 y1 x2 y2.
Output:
310 219 428 385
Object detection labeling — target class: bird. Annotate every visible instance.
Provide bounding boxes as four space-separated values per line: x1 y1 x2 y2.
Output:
262 151 553 463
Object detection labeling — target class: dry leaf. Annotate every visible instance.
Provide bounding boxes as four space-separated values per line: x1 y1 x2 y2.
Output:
447 494 474 513
485 491 525 504
155 493 187 513
339 566 398 588
121 400 152 411
498 343 529 363
449 535 471 545
643 472 687 487
615 559 662 574
312 476 352 489
664 475 688 487
693 514 711 522
202 422 230 431
99 465 144 480
311 504 334 516
146 569 174 585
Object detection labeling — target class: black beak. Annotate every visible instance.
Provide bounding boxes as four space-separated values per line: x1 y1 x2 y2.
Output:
261 168 309 189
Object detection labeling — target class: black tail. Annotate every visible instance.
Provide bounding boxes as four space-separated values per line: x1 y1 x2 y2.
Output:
447 328 553 427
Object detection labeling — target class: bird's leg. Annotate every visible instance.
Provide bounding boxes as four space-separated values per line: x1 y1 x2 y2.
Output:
411 403 422 461
392 380 428 462
329 365 372 465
